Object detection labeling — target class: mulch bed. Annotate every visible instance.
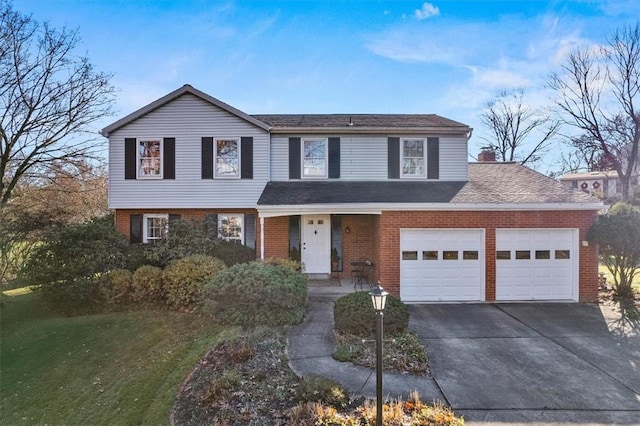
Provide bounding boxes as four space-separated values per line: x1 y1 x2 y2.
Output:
171 331 301 426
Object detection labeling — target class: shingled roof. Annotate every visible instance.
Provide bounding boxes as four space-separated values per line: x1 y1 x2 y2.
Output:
258 162 599 206
251 114 469 130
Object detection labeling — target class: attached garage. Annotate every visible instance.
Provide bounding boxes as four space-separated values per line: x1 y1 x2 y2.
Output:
400 229 485 302
496 229 578 301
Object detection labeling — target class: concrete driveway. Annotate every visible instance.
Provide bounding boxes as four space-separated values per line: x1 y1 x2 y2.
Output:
409 303 640 425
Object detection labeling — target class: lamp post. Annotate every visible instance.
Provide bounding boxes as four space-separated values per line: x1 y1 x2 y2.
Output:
370 284 388 426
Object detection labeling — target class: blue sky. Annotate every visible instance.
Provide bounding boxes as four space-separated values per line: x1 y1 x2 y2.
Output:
13 0 640 169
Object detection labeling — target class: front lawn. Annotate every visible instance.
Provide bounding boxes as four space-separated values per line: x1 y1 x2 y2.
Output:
0 290 236 425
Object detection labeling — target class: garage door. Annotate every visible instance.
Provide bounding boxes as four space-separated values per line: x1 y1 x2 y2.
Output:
496 229 578 301
400 229 485 302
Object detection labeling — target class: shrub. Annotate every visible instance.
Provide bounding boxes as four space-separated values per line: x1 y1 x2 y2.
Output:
296 376 349 409
211 240 256 267
163 255 226 309
140 218 221 268
96 269 133 308
262 257 302 272
203 261 307 326
588 202 640 303
131 265 165 303
19 215 129 311
334 291 409 336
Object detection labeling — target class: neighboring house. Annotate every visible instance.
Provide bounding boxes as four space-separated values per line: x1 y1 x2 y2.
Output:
102 84 604 303
559 170 622 200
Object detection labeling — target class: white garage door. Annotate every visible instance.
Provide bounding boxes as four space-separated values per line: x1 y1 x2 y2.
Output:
400 229 485 302
496 229 578 301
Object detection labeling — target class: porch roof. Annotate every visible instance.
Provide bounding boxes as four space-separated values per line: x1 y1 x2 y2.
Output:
256 163 603 215
257 180 466 205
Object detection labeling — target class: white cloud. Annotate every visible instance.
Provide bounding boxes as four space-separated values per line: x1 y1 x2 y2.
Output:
467 66 530 89
414 3 440 20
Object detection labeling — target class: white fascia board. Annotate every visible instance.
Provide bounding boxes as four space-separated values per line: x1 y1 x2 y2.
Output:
386 202 605 211
258 202 604 217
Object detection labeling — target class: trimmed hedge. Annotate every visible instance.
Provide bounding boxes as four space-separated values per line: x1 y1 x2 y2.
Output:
96 269 133 308
202 261 307 326
334 291 409 336
163 255 226 309
132 265 164 303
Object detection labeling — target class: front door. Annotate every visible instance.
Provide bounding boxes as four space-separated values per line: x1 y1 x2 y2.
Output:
302 215 331 274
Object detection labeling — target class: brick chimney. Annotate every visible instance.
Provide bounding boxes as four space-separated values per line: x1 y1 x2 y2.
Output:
478 148 496 162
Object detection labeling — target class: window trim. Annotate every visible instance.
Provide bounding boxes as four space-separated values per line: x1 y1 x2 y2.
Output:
218 213 244 242
400 138 426 178
142 213 168 243
214 137 241 179
137 138 163 179
301 138 328 179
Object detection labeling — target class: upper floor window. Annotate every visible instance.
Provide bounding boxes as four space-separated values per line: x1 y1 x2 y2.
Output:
215 138 240 178
401 139 425 178
143 213 168 243
302 138 328 178
218 214 243 242
138 138 162 178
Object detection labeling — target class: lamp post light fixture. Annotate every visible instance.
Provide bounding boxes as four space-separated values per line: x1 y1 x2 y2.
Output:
370 283 388 426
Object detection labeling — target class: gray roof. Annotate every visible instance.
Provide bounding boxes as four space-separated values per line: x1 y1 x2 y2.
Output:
258 163 600 206
102 84 471 136
251 114 469 130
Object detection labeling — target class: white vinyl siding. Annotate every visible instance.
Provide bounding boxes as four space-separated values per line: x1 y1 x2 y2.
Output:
270 135 468 181
109 93 269 209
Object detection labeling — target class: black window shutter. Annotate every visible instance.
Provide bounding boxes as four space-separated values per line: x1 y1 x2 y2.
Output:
388 137 400 179
289 137 301 179
163 138 175 179
240 137 253 179
205 214 218 238
130 214 142 244
427 137 440 179
125 138 137 180
328 137 340 179
244 213 256 249
201 137 214 179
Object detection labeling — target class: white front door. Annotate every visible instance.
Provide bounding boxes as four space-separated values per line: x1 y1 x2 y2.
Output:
302 215 331 274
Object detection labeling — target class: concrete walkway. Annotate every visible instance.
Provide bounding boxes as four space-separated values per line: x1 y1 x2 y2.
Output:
287 290 445 402
287 283 640 425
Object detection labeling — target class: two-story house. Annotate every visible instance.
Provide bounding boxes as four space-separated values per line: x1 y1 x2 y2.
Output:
102 85 604 303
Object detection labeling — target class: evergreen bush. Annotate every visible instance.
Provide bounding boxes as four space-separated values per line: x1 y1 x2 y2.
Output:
96 269 133 308
163 255 226 309
131 265 165 303
203 261 307 326
334 291 409 336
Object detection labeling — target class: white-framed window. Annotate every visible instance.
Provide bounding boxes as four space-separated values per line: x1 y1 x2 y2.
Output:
401 138 425 178
302 138 328 178
215 138 240 178
137 138 163 178
218 214 243 242
143 214 168 243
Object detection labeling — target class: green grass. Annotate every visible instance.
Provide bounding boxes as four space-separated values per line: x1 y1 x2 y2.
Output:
0 291 237 425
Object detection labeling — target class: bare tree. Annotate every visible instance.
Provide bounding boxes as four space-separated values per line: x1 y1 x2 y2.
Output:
479 89 561 167
549 23 640 201
0 1 115 208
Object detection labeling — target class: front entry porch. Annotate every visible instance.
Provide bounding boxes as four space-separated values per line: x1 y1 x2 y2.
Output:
259 213 380 284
